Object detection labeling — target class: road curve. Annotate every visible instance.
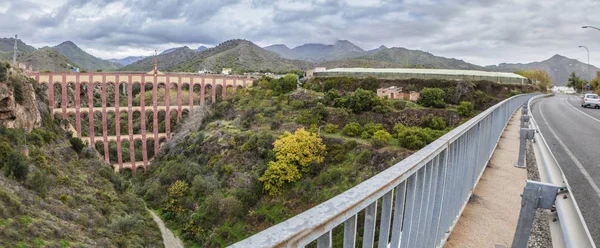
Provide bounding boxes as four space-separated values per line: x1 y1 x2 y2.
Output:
531 94 600 245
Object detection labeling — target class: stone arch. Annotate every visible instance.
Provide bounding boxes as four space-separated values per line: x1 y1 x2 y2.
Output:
132 111 142 134
158 137 167 147
66 82 76 108
105 82 116 107
157 110 166 133
143 82 154 106
120 168 133 177
225 85 234 99
53 82 62 108
236 85 243 91
93 111 103 136
157 83 167 105
136 166 145 173
92 82 102 107
67 113 77 135
193 84 202 105
79 82 90 108
144 110 154 133
181 109 190 120
120 139 131 163
106 112 117 136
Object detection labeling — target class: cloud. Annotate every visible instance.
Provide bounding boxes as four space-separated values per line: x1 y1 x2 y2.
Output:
3 0 600 67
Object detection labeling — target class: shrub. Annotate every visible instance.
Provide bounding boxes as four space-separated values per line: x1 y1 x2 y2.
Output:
297 110 318 125
27 169 49 197
421 114 446 130
346 89 383 113
371 130 392 148
398 127 432 150
418 88 446 108
392 123 407 138
69 137 84 153
12 79 25 104
4 151 28 181
0 141 14 169
59 194 69 203
342 122 362 137
323 123 338 134
457 101 474 117
289 100 304 109
0 62 8 82
363 123 384 137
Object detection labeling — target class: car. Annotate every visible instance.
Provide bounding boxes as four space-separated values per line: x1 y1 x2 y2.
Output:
581 93 600 108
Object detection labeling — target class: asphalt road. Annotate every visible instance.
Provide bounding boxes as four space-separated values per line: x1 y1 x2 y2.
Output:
531 94 600 245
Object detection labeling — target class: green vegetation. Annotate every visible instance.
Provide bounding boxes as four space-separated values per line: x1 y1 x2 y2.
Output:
514 69 552 92
418 88 446 108
457 101 475 117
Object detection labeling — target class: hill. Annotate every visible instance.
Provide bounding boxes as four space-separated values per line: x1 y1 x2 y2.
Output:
265 40 365 62
0 67 162 247
0 38 36 61
120 46 199 72
197 46 208 52
486 54 600 85
18 47 78 72
123 39 312 74
53 41 122 71
108 56 146 66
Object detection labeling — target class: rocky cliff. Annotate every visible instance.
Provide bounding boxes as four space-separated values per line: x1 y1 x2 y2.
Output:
0 68 43 130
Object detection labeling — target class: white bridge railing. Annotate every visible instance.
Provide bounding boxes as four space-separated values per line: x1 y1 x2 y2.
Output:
231 94 537 248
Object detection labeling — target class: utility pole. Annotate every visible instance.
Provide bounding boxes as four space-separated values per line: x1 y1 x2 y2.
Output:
13 34 18 66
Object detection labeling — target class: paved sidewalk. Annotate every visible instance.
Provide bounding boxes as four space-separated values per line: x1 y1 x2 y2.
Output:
444 109 527 247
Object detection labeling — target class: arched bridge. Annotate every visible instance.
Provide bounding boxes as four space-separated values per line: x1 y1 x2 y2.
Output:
28 71 254 173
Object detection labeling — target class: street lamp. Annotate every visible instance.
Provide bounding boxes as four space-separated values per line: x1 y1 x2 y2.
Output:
582 25 600 32
579 45 590 93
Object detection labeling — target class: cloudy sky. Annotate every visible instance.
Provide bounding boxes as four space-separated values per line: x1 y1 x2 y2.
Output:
2 0 600 67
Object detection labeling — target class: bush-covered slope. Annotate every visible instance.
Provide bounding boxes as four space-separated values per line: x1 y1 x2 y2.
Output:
132 75 492 247
0 70 162 247
18 47 78 73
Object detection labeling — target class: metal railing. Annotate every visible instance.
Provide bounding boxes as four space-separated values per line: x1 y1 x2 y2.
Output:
231 94 537 248
523 95 595 247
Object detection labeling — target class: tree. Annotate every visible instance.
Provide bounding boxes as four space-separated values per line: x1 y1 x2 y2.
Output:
259 128 326 195
592 72 600 94
418 88 446 108
371 130 392 148
346 88 382 113
70 137 85 153
515 70 552 92
457 101 474 117
342 122 362 137
567 72 586 91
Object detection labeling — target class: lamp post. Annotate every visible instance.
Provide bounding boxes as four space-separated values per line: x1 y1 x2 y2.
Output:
582 25 600 32
579 45 590 93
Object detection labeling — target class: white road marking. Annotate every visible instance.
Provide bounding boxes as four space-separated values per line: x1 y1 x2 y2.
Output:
538 98 600 197
564 96 600 124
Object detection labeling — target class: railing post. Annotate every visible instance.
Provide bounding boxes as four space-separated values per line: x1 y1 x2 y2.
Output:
520 115 530 128
516 128 535 168
512 181 561 248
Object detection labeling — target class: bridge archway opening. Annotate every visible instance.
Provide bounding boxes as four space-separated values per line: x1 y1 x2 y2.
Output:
225 85 234 99
158 137 167 147
106 82 116 107
107 112 116 136
193 84 202 105
117 82 128 107
134 139 143 161
93 111 103 135
136 166 145 174
156 110 166 133
119 111 128 135
108 140 118 164
120 167 132 178
170 109 179 131
145 111 154 133
95 141 104 157
80 112 90 137
143 83 154 106
66 113 77 134
121 140 131 163
66 82 76 108
92 82 102 107
53 82 62 108
216 85 223 102
146 138 155 159
204 84 213 104
80 82 90 108
132 111 142 134
181 109 190 120
131 83 141 106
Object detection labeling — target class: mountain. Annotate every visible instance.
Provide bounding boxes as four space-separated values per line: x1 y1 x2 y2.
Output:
161 47 182 55
354 46 483 70
265 40 365 62
53 41 122 71
197 46 208 52
0 37 37 61
18 47 79 72
172 39 313 73
108 56 145 66
120 46 199 71
123 39 312 73
487 54 600 85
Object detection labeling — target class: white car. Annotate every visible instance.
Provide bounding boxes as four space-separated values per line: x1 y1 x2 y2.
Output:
581 94 600 108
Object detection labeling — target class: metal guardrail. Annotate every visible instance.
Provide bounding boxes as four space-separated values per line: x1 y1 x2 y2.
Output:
231 94 537 248
523 95 595 247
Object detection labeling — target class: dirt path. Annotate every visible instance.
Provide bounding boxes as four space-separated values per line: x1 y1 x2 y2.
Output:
147 208 184 248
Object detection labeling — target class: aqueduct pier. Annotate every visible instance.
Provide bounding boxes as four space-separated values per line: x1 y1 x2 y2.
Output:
27 71 254 173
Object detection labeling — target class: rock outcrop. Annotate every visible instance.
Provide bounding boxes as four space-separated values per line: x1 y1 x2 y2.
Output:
0 70 42 130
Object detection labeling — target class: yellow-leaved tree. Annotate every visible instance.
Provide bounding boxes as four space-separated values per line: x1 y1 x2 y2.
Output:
515 70 552 92
259 128 326 196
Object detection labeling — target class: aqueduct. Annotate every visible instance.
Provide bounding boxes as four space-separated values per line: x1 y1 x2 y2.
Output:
27 69 253 173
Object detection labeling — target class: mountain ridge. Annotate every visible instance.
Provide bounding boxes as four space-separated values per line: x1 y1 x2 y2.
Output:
53 41 122 71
